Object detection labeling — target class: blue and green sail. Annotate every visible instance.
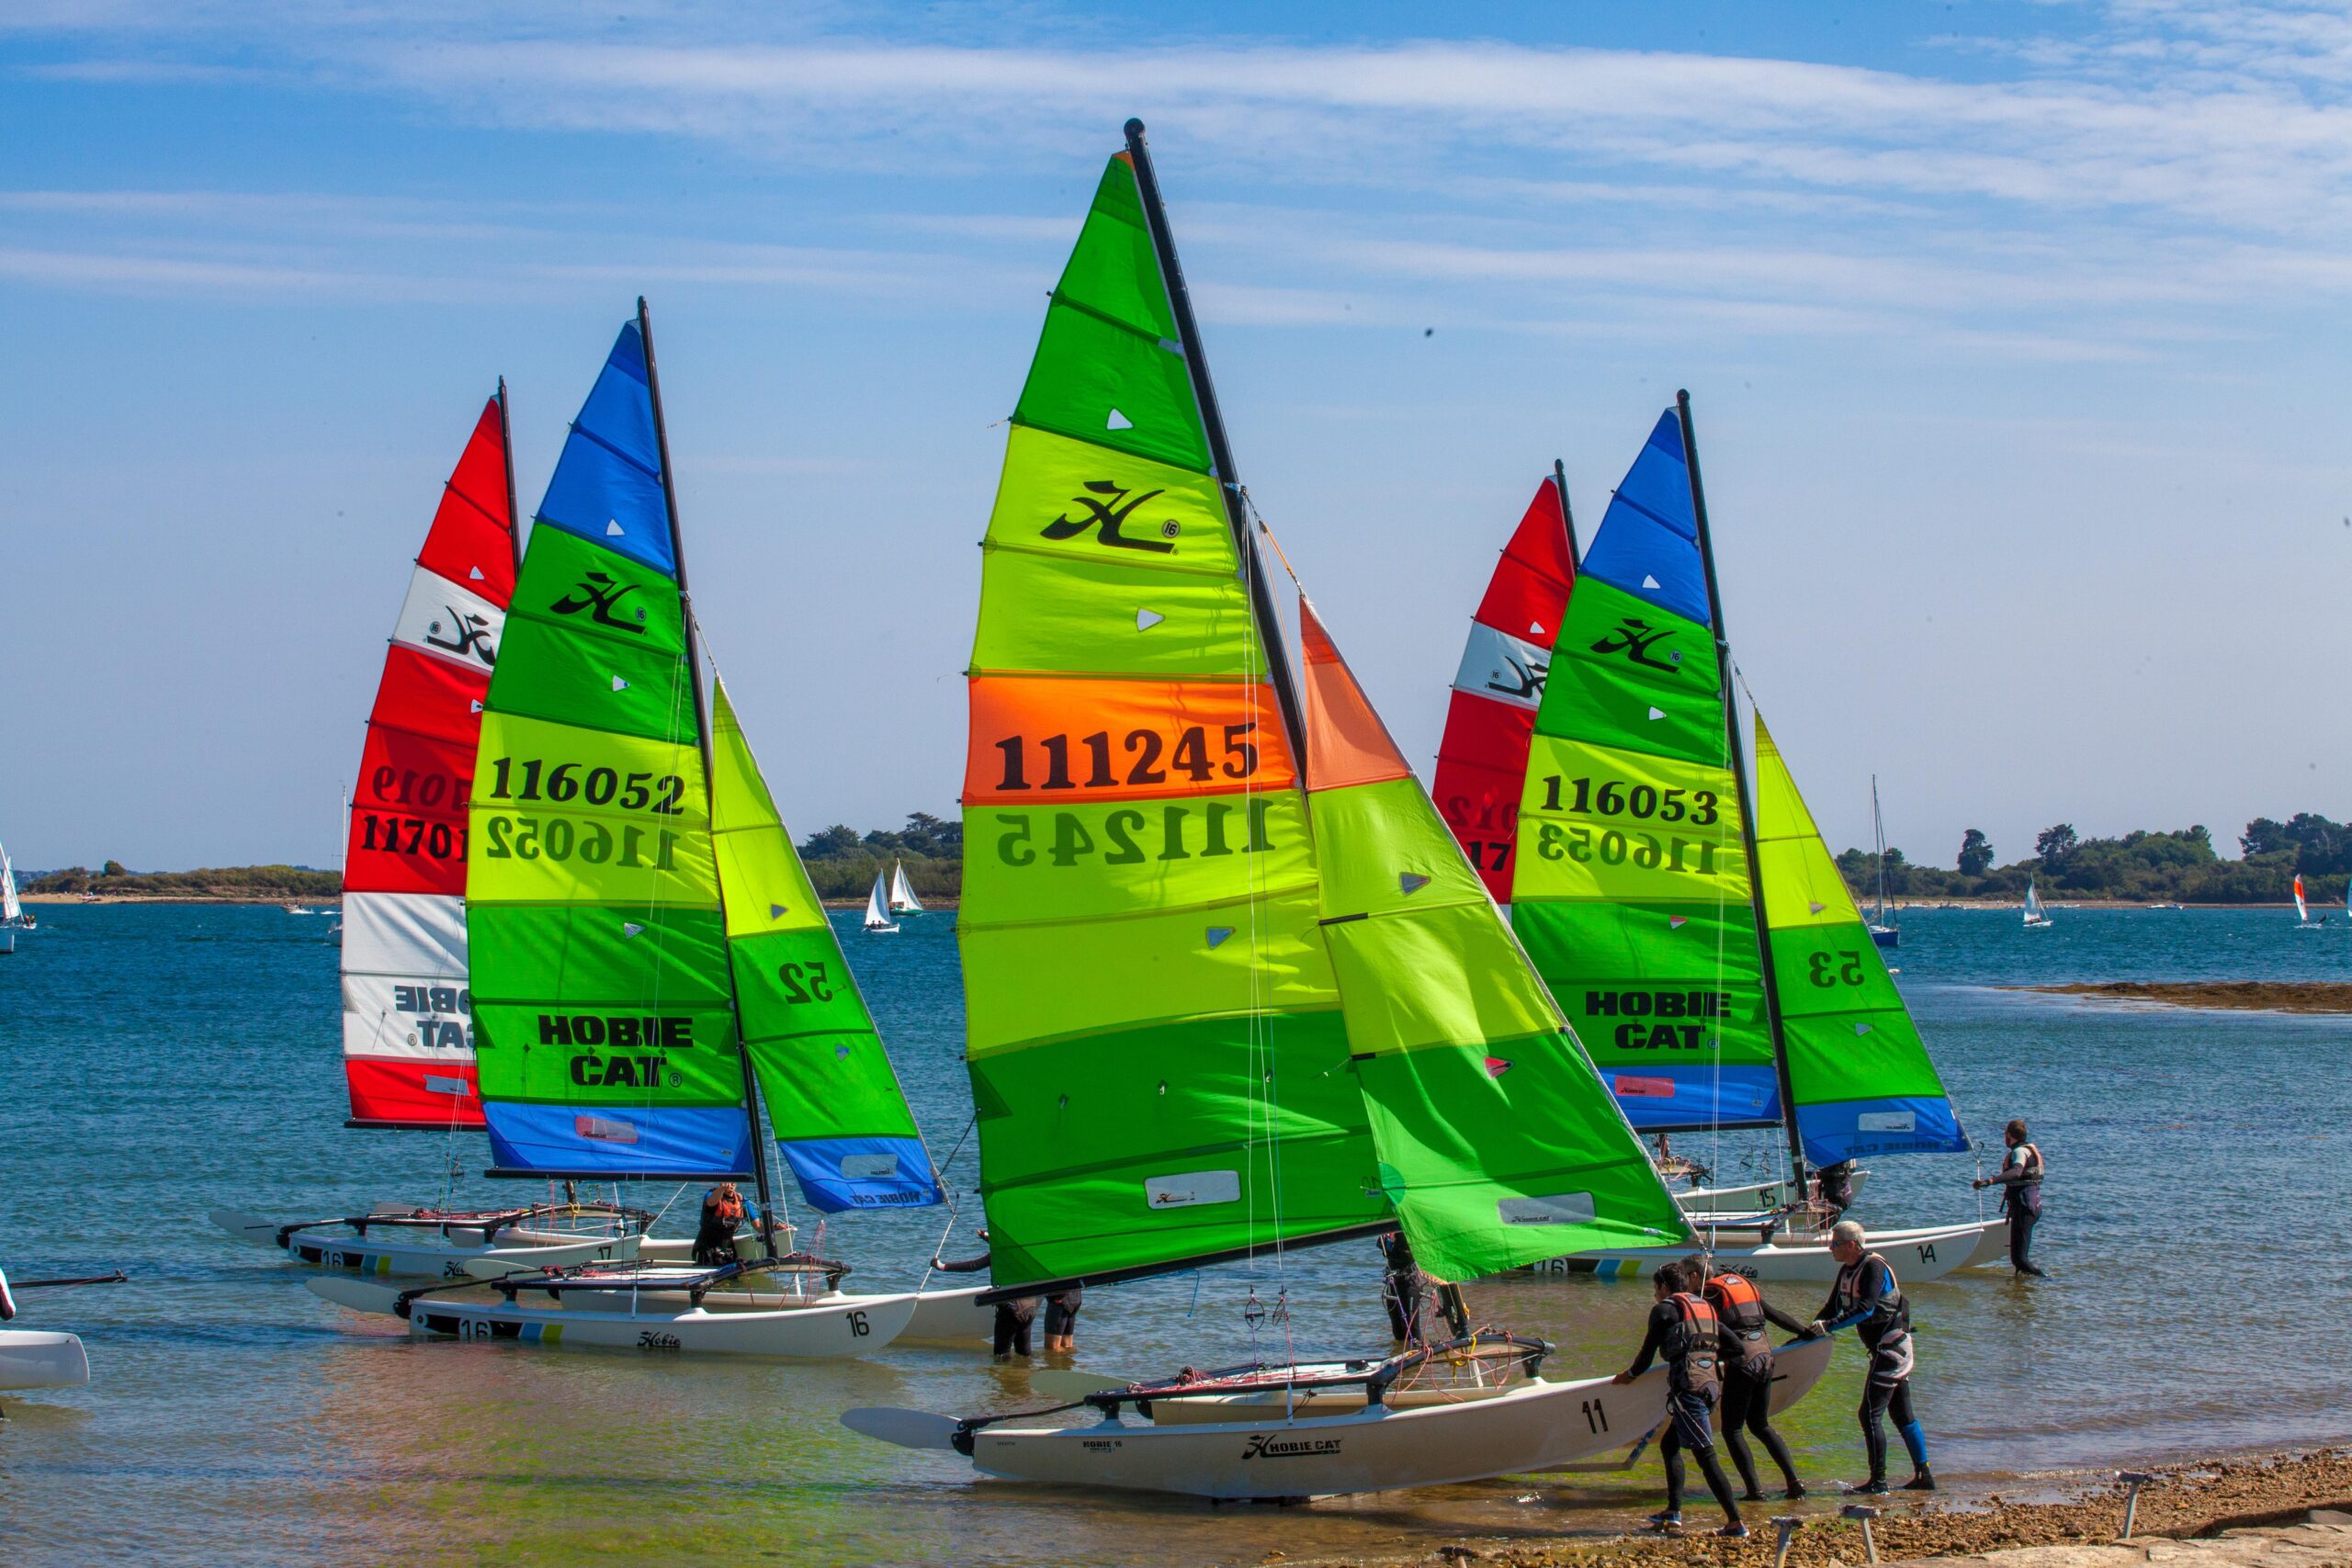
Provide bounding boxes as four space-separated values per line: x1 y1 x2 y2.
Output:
468 315 939 1208
1753 715 1966 1165
1510 411 1780 1133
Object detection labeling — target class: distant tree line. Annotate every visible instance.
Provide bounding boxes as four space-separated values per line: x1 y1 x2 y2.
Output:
795 812 963 902
1836 814 2352 905
25 863 342 898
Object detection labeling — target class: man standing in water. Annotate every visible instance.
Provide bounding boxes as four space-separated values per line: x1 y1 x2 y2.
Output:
1973 1120 2046 1276
933 1230 1040 1359
1613 1262 1747 1537
1690 1256 1809 1500
1810 1221 1935 1495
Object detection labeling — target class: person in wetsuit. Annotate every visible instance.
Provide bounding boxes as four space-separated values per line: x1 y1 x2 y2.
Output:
1613 1261 1747 1537
1810 1221 1934 1494
1378 1231 1426 1342
1973 1120 2046 1276
1690 1255 1810 1501
1043 1284 1082 1353
1814 1161 1858 1219
693 1181 747 1266
933 1230 1039 1359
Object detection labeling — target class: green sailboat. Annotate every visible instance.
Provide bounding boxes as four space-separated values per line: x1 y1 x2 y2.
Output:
841 122 1831 1500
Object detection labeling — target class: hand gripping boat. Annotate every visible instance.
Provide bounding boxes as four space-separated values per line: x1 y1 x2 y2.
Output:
212 1201 649 1280
308 1252 919 1358
847 1333 1833 1500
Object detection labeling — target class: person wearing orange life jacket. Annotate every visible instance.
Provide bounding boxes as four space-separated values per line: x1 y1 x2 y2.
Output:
1689 1255 1811 1501
693 1181 750 1266
1614 1261 1747 1537
1810 1221 1934 1495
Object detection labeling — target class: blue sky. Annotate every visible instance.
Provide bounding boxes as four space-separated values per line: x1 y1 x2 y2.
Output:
5 1 2349 874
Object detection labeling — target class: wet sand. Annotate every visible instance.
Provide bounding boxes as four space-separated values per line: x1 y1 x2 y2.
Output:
2016 982 2352 1014
1308 1450 2352 1568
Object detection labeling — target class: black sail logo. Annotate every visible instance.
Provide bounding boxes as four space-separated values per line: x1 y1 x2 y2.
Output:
1589 617 1683 673
550 570 649 633
1486 650 1547 700
1041 480 1177 553
424 607 498 667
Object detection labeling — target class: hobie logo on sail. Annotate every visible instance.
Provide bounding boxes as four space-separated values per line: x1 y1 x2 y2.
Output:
1144 1169 1240 1208
1589 617 1683 672
549 570 650 634
425 608 499 667
1041 480 1180 553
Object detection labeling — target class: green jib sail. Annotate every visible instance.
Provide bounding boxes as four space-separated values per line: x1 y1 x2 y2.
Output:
712 682 943 1209
1752 715 1968 1165
1510 410 1780 1134
958 139 1387 1296
1297 602 1689 1281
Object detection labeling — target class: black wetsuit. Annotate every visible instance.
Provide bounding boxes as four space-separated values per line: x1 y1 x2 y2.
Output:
1044 1286 1082 1338
1623 1294 1741 1526
1992 1143 2045 1275
1816 1252 1927 1486
692 1190 743 1267
1378 1233 1425 1342
935 1251 1037 1358
1705 1275 1811 1498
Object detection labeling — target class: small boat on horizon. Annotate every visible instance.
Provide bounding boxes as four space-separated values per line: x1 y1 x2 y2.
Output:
887 859 924 917
2024 877 2054 928
863 867 899 933
1867 774 1899 949
2293 874 2329 930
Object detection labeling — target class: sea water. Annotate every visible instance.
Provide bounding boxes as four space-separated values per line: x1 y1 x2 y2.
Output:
0 904 2344 1566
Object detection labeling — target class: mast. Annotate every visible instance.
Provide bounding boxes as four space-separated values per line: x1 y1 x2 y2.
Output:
636 297 779 1250
1551 457 1580 562
496 377 523 576
1678 389 1807 1196
1871 774 1890 926
1123 118 1310 776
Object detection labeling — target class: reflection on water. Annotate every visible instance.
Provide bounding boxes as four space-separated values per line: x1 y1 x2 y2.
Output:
2 905 2346 1566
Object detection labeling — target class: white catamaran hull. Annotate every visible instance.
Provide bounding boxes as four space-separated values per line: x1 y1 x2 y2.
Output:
213 1207 641 1280
1534 1220 1996 1283
312 1277 917 1358
901 1285 992 1341
0 1330 89 1392
929 1337 1830 1500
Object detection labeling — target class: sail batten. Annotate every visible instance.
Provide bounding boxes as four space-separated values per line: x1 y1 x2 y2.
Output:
340 393 518 1129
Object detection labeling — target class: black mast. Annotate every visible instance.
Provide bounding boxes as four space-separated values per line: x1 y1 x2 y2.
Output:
1551 457 1580 563
496 378 523 577
1678 390 1807 1198
1123 118 1309 777
637 297 778 1251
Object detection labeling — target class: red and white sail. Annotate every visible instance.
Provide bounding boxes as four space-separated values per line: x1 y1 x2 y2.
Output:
1432 475 1577 904
340 393 519 1128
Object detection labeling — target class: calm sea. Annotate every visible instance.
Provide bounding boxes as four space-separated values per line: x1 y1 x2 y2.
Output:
1 904 2344 1566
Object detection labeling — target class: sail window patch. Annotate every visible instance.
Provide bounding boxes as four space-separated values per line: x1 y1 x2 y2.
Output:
1857 1111 1916 1133
1106 408 1134 431
1205 926 1234 949
1136 608 1165 630
842 1153 901 1179
576 1114 639 1144
1498 1191 1596 1226
1399 873 1430 895
1144 1170 1240 1209
424 1075 470 1098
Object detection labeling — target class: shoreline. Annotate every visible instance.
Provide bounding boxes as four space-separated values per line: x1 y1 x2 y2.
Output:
1323 1448 2352 1568
2011 981 2352 1015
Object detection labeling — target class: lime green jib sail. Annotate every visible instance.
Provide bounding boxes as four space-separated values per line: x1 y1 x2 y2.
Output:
711 681 942 1209
1752 716 1968 1165
1297 602 1689 1282
958 138 1387 1296
1510 411 1780 1134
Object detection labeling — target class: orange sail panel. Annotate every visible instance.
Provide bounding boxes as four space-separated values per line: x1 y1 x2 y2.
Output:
965 675 1294 803
340 395 518 1130
1433 479 1576 902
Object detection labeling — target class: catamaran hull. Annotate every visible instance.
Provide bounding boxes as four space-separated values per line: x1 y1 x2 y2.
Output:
398 1290 918 1357
902 1285 993 1341
0 1331 89 1392
954 1337 1831 1500
1960 1214 2013 1269
1531 1221 1995 1283
212 1208 640 1280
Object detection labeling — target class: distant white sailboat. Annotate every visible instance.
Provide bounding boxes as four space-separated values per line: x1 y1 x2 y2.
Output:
2023 876 2053 928
888 860 925 916
0 840 31 956
2294 874 2327 930
864 869 899 934
1866 775 1898 949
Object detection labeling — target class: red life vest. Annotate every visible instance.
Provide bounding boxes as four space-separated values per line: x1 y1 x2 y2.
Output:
1663 1292 1723 1395
1704 1273 1774 1379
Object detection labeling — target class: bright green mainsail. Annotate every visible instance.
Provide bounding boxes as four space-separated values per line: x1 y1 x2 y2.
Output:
1509 410 1780 1134
1297 602 1689 1281
1753 715 1967 1164
958 140 1385 1296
